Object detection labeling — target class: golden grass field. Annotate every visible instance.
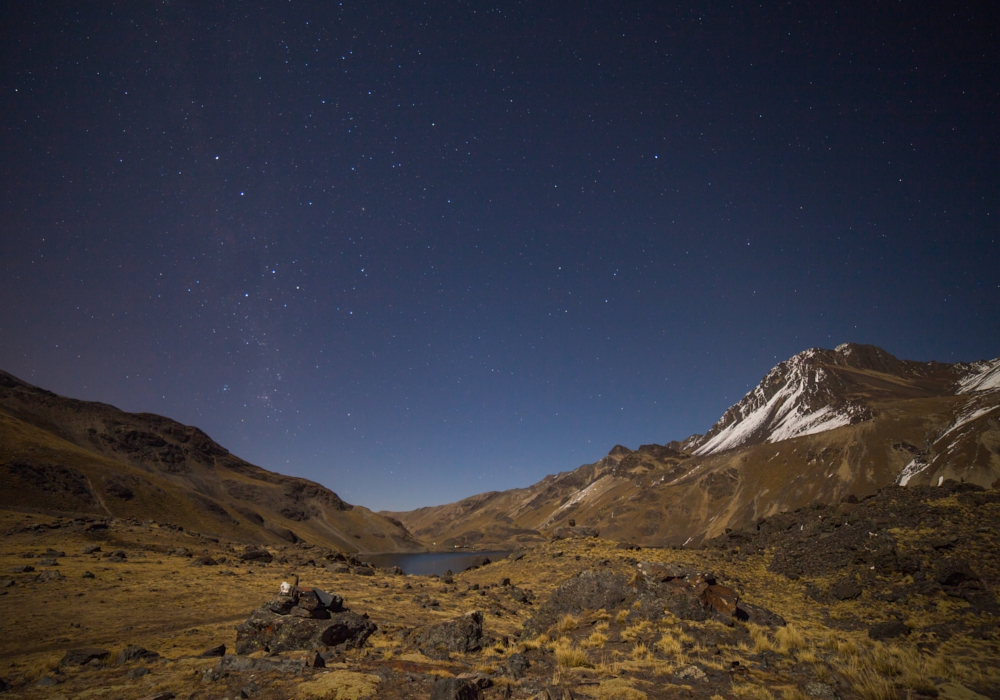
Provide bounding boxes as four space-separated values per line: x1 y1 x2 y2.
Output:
1 506 997 700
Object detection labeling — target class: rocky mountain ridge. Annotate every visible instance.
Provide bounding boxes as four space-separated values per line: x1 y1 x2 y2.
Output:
389 344 1000 549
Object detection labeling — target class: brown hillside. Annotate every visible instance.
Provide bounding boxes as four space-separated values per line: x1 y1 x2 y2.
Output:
0 370 421 553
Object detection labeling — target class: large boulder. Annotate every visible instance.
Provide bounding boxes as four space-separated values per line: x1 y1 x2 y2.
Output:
521 570 629 638
414 611 486 655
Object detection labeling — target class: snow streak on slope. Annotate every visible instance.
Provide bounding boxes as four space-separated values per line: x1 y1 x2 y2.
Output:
693 349 857 456
957 358 1000 394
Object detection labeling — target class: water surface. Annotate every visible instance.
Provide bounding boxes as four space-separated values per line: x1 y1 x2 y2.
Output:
362 551 510 576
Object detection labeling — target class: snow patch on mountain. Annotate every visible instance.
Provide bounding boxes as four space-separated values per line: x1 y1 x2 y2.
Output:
692 348 858 456
956 358 1000 394
896 458 930 487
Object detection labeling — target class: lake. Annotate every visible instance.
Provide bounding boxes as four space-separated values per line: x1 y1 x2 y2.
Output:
361 551 511 576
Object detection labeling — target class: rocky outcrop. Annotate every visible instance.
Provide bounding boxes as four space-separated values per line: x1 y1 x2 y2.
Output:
413 611 486 655
234 587 375 655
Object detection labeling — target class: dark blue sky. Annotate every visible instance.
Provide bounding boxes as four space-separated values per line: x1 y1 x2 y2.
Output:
2 2 997 510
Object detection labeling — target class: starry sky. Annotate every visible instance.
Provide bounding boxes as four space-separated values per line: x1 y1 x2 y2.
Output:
2 2 998 511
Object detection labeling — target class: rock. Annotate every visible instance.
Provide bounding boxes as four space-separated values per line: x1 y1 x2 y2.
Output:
637 561 688 581
240 681 261 698
126 667 150 679
116 645 160 664
734 603 786 627
829 579 862 601
199 644 226 657
105 550 127 563
235 608 376 654
36 676 59 687
869 620 910 640
38 557 59 566
522 570 628 637
701 584 739 616
506 653 531 679
82 571 95 579
191 556 218 567
38 570 64 581
675 664 707 681
431 676 483 700
414 611 485 654
805 681 838 699
327 564 351 574
239 546 273 563
214 654 310 674
60 647 110 666
2 580 14 588
465 556 491 570
934 559 979 586
81 544 101 554
510 587 529 603
172 548 192 557
663 587 708 622
8 566 34 574
352 567 375 576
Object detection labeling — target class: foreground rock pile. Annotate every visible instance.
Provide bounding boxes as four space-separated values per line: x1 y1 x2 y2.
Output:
235 581 376 655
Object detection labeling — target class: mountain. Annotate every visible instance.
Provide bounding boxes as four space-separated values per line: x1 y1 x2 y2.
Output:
0 370 421 553
388 343 1000 548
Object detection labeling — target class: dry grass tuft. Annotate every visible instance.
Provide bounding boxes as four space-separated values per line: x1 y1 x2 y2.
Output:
749 624 778 654
841 657 897 700
582 632 609 649
656 632 683 656
296 670 382 699
615 609 631 625
554 638 590 668
594 608 611 621
630 643 653 661
773 624 806 655
557 613 579 632
621 620 653 643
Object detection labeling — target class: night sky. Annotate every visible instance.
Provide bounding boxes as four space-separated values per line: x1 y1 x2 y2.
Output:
2 2 998 511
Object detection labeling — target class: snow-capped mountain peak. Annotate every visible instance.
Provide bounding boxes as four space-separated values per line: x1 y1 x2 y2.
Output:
689 345 873 456
955 358 1000 395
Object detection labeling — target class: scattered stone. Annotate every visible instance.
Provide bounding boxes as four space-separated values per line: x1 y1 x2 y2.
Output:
191 556 218 567
104 550 127 563
805 682 838 699
36 676 59 687
126 666 150 679
199 644 226 658
116 645 160 664
414 611 486 654
675 664 707 681
506 653 531 679
510 587 530 603
214 654 310 674
1 580 14 588
352 566 375 576
8 566 34 574
934 559 979 586
465 555 492 570
60 647 110 666
735 603 786 627
172 548 191 557
869 620 910 640
38 557 59 566
38 570 64 581
240 681 261 698
81 544 101 554
430 676 483 700
239 546 273 563
327 564 351 574
82 571 95 579
829 579 862 601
